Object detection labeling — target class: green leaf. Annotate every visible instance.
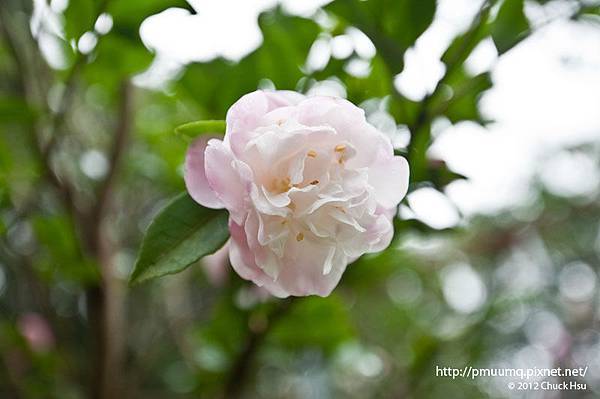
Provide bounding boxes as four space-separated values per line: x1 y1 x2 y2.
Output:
130 192 230 285
107 0 192 41
492 0 530 54
578 5 600 20
174 120 226 139
441 20 491 68
63 0 97 41
326 0 436 73
427 159 468 189
443 70 493 124
177 9 321 115
83 32 153 93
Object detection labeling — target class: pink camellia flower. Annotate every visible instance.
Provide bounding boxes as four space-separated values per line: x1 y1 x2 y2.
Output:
185 90 409 297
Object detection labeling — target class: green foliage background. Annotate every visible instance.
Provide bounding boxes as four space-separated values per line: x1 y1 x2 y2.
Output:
0 0 599 398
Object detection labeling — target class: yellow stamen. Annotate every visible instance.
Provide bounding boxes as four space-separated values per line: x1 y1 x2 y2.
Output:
271 176 292 194
334 144 346 152
307 150 317 158
296 232 304 241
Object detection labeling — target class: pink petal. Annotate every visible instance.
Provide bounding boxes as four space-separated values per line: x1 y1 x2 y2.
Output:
184 137 224 209
296 96 384 167
276 239 348 297
263 90 305 107
204 139 253 224
364 213 394 253
228 218 289 298
226 90 305 156
225 92 269 140
369 154 410 209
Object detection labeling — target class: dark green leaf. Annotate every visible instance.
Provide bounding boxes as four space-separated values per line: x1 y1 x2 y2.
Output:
175 120 226 139
130 192 230 285
492 0 530 54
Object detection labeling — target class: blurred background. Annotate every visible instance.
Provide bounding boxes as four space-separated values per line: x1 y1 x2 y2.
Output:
1 0 599 398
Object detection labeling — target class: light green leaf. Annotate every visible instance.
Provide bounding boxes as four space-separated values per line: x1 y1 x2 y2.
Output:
174 120 226 139
130 192 229 285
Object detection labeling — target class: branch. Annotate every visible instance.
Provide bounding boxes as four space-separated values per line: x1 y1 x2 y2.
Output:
224 298 297 398
92 79 134 230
